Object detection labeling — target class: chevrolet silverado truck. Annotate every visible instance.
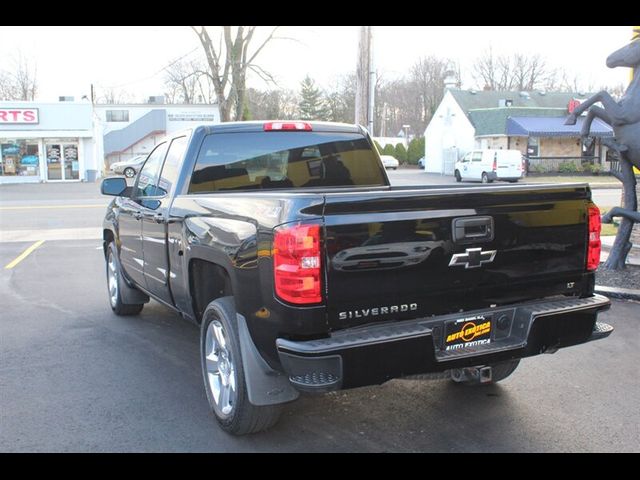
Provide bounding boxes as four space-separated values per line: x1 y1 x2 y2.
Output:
101 121 612 435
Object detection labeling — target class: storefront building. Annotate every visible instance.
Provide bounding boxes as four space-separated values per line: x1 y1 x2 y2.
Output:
0 101 99 184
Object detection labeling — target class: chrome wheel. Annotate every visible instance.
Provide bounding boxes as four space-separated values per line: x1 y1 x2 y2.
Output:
107 251 118 308
205 320 237 417
124 167 135 178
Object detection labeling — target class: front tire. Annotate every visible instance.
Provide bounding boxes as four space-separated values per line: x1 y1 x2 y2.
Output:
124 167 136 178
454 170 462 182
200 297 283 435
106 242 144 316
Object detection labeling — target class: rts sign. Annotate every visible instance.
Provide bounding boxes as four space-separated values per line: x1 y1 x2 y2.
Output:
0 108 39 124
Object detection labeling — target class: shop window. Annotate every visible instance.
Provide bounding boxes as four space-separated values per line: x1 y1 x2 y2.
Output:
0 140 40 177
106 110 130 122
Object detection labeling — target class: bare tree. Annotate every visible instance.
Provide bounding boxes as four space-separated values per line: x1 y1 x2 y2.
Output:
0 52 38 100
410 56 453 131
191 26 280 121
246 88 299 120
473 49 555 91
163 58 216 104
324 74 356 123
96 88 134 104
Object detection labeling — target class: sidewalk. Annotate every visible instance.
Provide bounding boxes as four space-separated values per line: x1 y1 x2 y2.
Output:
523 175 621 189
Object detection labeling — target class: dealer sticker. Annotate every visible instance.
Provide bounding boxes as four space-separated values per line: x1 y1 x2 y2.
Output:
444 315 492 351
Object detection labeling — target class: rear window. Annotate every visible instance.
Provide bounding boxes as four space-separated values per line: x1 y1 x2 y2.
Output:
188 131 387 193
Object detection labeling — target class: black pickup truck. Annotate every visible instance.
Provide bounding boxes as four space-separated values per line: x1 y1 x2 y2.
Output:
101 121 612 435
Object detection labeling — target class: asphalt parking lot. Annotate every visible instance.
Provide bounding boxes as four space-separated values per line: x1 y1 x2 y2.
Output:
1 172 638 452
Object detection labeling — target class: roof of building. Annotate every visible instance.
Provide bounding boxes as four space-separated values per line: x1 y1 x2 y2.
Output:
449 89 593 112
468 107 566 136
506 116 613 137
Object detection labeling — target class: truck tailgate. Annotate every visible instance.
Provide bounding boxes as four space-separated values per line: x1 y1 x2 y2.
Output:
322 184 591 330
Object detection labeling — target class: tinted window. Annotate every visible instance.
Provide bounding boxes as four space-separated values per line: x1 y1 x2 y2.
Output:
472 152 482 162
135 143 168 197
159 136 187 195
188 132 387 193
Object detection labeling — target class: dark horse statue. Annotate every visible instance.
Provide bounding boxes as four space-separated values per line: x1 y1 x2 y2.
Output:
565 37 640 269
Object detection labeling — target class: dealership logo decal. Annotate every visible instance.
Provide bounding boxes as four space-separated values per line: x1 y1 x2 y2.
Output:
449 248 496 269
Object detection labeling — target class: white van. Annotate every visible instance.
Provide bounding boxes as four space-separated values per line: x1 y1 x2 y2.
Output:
454 149 525 183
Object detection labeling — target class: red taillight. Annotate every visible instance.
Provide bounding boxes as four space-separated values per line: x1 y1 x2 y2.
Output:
587 204 601 271
274 223 322 304
492 157 497 172
264 122 312 131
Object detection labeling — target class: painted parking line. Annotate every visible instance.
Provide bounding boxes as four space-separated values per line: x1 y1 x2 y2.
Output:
0 204 106 210
0 228 102 243
4 240 45 269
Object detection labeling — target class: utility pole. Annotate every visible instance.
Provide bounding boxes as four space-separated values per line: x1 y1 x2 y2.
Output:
355 26 375 135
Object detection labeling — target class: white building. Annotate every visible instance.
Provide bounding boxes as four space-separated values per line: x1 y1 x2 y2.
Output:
423 89 610 174
0 101 98 183
423 91 475 174
0 97 219 184
95 100 220 167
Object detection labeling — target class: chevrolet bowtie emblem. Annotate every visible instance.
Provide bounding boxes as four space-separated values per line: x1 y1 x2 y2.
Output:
449 248 496 269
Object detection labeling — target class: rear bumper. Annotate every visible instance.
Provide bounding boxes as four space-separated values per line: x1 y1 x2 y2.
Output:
276 294 611 393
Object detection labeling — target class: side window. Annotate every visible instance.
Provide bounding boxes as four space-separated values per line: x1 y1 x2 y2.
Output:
462 153 471 163
472 152 482 162
158 136 188 196
135 143 168 198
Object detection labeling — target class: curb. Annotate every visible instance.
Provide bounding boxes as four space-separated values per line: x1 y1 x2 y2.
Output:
594 285 640 301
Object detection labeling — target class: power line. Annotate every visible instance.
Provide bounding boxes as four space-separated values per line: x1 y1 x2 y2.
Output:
95 46 201 90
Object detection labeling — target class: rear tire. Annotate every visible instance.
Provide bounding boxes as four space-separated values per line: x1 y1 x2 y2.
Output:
124 167 136 178
452 359 520 385
454 170 462 182
106 242 144 316
200 297 283 435
481 172 489 184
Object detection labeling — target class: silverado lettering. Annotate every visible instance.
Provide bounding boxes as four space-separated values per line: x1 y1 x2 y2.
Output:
101 120 612 436
339 303 418 320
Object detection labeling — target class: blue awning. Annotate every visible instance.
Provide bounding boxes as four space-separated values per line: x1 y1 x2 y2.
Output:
506 116 613 137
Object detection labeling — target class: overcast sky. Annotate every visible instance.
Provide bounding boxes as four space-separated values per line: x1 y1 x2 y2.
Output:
0 26 633 102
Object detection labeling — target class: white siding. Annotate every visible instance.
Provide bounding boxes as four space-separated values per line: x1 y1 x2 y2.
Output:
423 91 476 173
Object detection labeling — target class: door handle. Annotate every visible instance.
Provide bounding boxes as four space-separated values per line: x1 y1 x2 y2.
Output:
133 211 142 220
153 213 165 224
452 216 494 243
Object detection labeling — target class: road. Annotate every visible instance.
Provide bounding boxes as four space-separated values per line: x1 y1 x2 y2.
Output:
0 174 637 452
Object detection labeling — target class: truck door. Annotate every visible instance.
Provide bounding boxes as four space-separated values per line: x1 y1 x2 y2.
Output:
140 136 188 305
118 143 167 287
125 142 168 291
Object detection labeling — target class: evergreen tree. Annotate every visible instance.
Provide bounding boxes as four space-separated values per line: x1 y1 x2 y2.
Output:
382 144 396 156
394 143 408 163
373 140 383 153
407 137 425 164
299 75 329 120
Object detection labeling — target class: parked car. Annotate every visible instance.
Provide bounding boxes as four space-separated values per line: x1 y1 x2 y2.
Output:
110 155 147 178
417 157 425 169
454 149 524 183
100 121 611 435
380 154 399 170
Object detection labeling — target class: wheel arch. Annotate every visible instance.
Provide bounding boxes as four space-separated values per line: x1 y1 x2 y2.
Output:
189 257 234 324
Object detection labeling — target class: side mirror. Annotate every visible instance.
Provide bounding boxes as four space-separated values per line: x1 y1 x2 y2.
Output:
101 177 128 196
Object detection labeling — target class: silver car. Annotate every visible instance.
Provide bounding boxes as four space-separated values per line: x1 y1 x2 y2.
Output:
110 155 147 178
